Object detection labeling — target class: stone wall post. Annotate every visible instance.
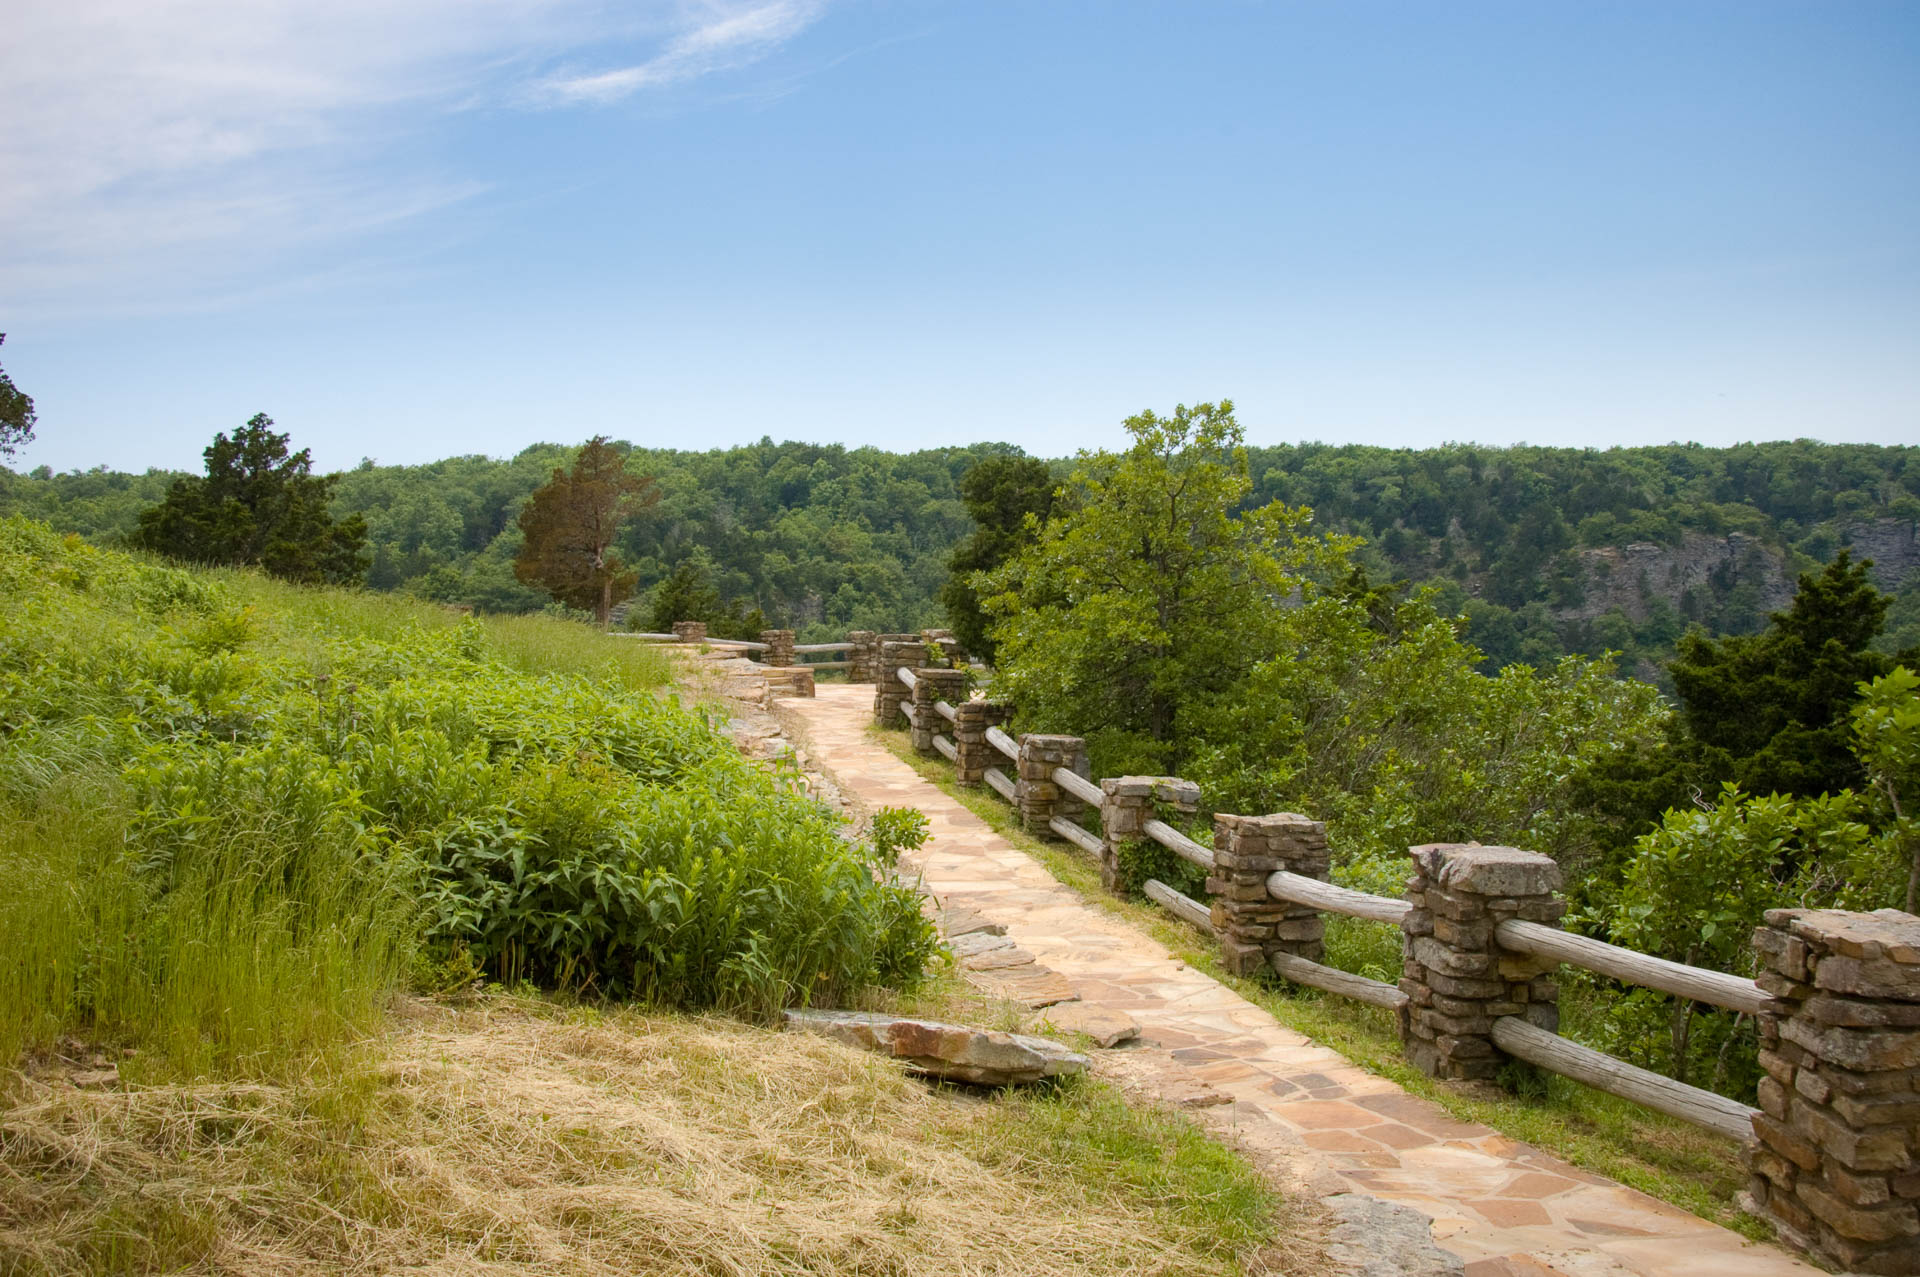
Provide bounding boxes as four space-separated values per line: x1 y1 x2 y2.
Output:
952 700 1011 785
1099 777 1201 897
910 668 967 754
760 629 795 667
671 620 708 642
845 631 877 683
1746 908 1920 1275
873 640 926 728
1398 844 1563 1081
1206 814 1329 977
1014 734 1088 836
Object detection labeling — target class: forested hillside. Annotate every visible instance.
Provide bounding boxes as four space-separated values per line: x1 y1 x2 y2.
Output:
6 437 1918 663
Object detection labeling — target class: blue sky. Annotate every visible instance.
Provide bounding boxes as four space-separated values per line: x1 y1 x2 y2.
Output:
2 1 1915 473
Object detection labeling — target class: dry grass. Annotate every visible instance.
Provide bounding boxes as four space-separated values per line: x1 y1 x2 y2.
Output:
1 995 1322 1276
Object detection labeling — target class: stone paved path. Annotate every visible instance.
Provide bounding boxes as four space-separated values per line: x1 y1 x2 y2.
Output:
785 683 1821 1277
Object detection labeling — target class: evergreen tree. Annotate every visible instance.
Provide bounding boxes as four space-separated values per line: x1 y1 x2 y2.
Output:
131 413 367 584
939 454 1055 663
514 437 659 627
0 335 36 458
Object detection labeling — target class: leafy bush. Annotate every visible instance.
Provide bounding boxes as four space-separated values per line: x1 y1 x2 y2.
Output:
0 516 937 1073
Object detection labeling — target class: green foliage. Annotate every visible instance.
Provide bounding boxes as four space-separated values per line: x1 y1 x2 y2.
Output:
643 551 768 638
940 454 1057 663
1573 555 1913 875
985 401 1342 775
514 435 659 626
0 516 937 1074
0 334 34 458
869 805 931 867
130 413 368 584
1853 666 1920 911
1192 585 1665 885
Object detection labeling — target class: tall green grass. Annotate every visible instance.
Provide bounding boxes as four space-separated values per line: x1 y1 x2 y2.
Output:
0 517 933 1079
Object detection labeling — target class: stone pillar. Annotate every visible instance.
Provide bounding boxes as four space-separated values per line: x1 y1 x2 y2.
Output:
1398 844 1563 1082
845 631 877 683
760 629 795 667
911 668 967 754
1014 734 1088 836
671 620 708 642
1098 777 1201 896
1746 908 1920 1275
952 700 1011 784
1205 814 1329 977
873 640 926 728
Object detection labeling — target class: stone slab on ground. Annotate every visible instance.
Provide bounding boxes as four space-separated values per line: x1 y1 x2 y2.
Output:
1037 1004 1141 1048
962 946 1037 972
936 906 1007 939
783 1009 1087 1086
967 965 1079 1009
785 683 1825 1277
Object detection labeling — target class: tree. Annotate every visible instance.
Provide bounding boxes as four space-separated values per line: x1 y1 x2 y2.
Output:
514 437 659 627
939 454 1056 662
131 413 367 584
1669 551 1903 799
1853 666 1920 912
0 335 36 458
982 401 1341 774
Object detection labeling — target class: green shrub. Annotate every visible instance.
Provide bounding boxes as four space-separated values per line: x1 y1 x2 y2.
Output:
0 516 937 1073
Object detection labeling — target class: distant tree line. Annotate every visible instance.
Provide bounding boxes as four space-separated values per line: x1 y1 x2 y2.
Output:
3 432 1917 660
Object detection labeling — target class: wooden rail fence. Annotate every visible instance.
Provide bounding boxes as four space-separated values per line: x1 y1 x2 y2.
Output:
855 637 1920 1275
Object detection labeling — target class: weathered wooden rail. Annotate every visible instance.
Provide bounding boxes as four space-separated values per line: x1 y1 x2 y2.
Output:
853 633 1920 1271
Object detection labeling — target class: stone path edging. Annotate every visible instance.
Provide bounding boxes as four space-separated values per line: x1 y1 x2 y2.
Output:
784 683 1822 1277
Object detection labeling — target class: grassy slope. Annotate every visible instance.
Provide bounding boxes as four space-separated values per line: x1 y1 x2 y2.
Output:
1 532 1315 1275
873 725 1769 1241
4 992 1319 1276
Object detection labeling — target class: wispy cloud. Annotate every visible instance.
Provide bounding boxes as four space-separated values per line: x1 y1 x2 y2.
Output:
0 0 828 312
534 1 825 105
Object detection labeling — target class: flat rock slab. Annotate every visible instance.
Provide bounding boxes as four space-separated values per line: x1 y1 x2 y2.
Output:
949 931 1015 957
1037 1004 1141 1048
967 965 1079 1009
963 946 1037 972
936 907 1007 939
784 1009 1087 1086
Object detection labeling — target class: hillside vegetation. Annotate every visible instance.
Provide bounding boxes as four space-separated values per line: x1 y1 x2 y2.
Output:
7 436 1917 665
0 516 935 1079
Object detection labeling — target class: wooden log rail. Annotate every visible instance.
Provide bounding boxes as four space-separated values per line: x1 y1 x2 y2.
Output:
1491 1017 1759 1142
933 735 958 763
1494 919 1768 1017
897 666 918 689
1049 816 1102 856
1271 952 1409 1011
1051 767 1102 806
986 726 1019 761
935 700 958 723
1267 872 1410 925
1142 819 1213 871
984 767 1016 802
1144 880 1215 933
794 642 853 653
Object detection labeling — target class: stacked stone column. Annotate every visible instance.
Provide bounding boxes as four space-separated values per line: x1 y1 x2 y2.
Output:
671 620 708 642
1745 908 1920 1275
1206 814 1329 978
952 700 1011 784
845 632 877 683
1398 844 1563 1082
873 640 925 728
1014 734 1088 836
760 629 795 667
1099 777 1201 896
910 668 967 754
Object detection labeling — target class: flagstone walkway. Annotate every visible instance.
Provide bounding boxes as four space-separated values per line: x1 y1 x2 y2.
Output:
783 682 1820 1277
